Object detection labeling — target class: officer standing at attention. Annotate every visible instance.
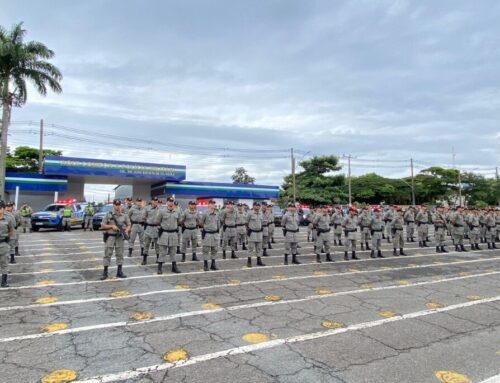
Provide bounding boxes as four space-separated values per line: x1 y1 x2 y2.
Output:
369 208 384 258
123 198 133 214
19 203 32 233
4 203 19 263
468 209 482 250
220 201 238 259
83 204 94 231
416 205 430 247
404 206 416 242
331 206 343 246
143 197 160 265
281 203 300 265
198 200 220 271
61 204 72 231
342 207 359 260
432 205 448 253
236 203 248 250
391 209 406 256
485 209 498 249
0 201 15 287
312 205 333 263
358 207 371 251
267 204 276 247
174 201 182 254
155 197 181 274
451 206 467 252
383 207 394 242
246 202 265 267
261 202 272 257
180 201 200 262
127 198 145 258
100 199 131 280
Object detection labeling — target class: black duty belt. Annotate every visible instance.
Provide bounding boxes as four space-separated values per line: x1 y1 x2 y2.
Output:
372 229 382 232
394 229 403 231
131 221 143 224
345 229 356 232
262 223 269 227
317 228 330 233
0 237 9 243
204 230 218 234
249 228 263 233
487 226 495 229
163 229 179 233
406 220 414 223
145 223 159 227
107 233 118 237
236 223 246 226
184 226 197 230
225 225 236 228
285 229 299 233
454 224 463 227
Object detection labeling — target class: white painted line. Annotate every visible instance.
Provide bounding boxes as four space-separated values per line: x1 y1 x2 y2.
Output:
72 294 500 383
1 269 498 343
1 258 498 312
479 373 500 383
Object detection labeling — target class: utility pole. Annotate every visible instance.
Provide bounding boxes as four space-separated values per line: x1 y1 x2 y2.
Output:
452 146 462 206
496 166 499 206
38 119 44 174
410 158 416 206
348 154 352 206
291 148 296 204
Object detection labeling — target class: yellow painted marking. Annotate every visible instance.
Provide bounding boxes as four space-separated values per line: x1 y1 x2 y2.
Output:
465 295 481 301
264 295 282 302
398 280 410 286
348 268 359 273
40 268 54 273
271 275 286 280
41 369 77 383
174 284 190 290
378 310 397 318
433 261 444 265
432 276 444 281
496 350 500 356
313 271 326 276
41 248 53 251
35 297 58 304
41 323 68 333
40 260 54 263
36 280 56 286
426 302 443 309
110 290 129 297
380 266 392 270
316 289 332 295
360 283 373 289
228 279 241 285
486 268 495 273
408 263 418 267
459 272 469 276
242 332 269 344
321 320 345 329
130 312 153 321
201 302 221 310
163 348 188 363
434 370 471 383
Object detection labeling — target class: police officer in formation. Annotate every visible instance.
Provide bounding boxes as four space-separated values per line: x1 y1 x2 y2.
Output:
467 209 482 250
180 201 199 262
246 201 265 267
331 206 343 246
312 205 333 262
451 206 467 252
0 201 15 287
432 205 448 253
199 199 220 271
383 207 394 242
155 197 181 274
220 201 238 259
369 208 384 258
127 197 145 257
281 203 301 265
358 207 371 250
143 197 160 265
391 209 406 256
416 205 430 247
342 207 359 260
5 202 20 263
404 206 416 242
236 203 248 250
266 204 275 247
485 209 498 249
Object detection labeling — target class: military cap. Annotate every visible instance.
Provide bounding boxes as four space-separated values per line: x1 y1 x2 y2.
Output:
167 197 174 202
136 197 142 202
349 207 356 212
253 201 261 206
151 197 159 201
226 201 234 205
397 208 403 212
287 203 295 208
237 203 243 207
261 201 267 206
208 199 216 204
373 208 380 213
113 199 121 205
188 201 196 205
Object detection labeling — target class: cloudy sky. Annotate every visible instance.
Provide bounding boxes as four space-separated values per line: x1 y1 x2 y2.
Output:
2 0 499 200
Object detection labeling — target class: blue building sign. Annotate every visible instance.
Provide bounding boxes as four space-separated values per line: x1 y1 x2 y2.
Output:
153 181 280 199
5 173 68 192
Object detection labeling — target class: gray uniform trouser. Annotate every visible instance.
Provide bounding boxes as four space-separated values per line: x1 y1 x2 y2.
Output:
393 229 404 249
85 217 93 230
268 224 275 241
407 223 415 239
417 224 428 242
434 227 446 246
469 227 480 245
237 225 247 244
158 232 178 263
315 231 331 254
361 227 371 242
144 234 159 256
453 227 464 245
104 235 125 266
181 228 198 253
129 224 145 250
371 231 382 250
159 246 176 263
480 225 486 239
0 243 9 274
486 226 496 242
222 227 237 251
344 231 356 251
202 232 218 260
333 225 342 241
384 221 392 239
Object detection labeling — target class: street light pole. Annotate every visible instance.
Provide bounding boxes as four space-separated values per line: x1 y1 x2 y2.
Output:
410 158 416 206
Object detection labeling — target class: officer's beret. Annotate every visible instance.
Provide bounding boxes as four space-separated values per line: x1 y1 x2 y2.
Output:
287 203 295 208
373 208 380 213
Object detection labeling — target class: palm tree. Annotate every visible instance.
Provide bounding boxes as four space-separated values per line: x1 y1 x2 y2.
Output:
0 22 62 199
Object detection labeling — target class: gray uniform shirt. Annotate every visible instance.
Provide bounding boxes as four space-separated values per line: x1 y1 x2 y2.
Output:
247 210 263 242
181 209 198 229
144 205 160 238
281 212 300 243
199 210 220 246
156 208 180 246
128 206 145 224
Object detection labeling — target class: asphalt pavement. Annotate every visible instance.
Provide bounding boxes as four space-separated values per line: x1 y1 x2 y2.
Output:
0 228 499 383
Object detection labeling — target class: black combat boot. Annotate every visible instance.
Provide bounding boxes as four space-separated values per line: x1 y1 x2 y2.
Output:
203 260 209 271
460 244 467 252
487 243 492 249
268 242 272 249
400 248 406 256
292 254 301 264
100 266 109 280
157 262 163 275
210 259 218 270
351 251 359 260
316 254 322 263
475 244 481 250
284 254 289 265
141 247 144 256
192 252 199 261
231 250 238 259
370 250 375 259
156 253 159 263
257 257 265 266
360 243 364 250
326 253 333 262
177 246 181 254
334 240 337 246
365 242 371 250
222 250 226 259
436 246 441 253
262 248 268 257
172 262 181 273
339 240 343 246
393 248 398 256
377 250 384 258
242 243 247 251
181 253 186 262
441 246 448 253
116 265 127 278
1 274 9 287
15 247 19 256
493 242 498 249
423 241 429 247
141 255 148 265
128 248 133 257
272 238 276 243
382 234 386 239
418 241 423 248
247 257 252 268
455 245 460 252
344 251 349 261
9 254 15 264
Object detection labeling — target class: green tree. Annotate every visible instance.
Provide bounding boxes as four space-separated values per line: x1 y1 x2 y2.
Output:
461 172 496 206
231 167 256 184
0 22 62 198
414 167 458 203
6 146 62 173
281 155 346 205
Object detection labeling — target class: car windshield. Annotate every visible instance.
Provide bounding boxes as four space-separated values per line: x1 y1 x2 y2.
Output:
43 204 66 212
302 208 311 215
272 206 282 214
97 205 114 213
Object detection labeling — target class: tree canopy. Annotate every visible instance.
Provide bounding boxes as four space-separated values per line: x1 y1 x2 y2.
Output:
231 167 255 184
6 146 62 173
